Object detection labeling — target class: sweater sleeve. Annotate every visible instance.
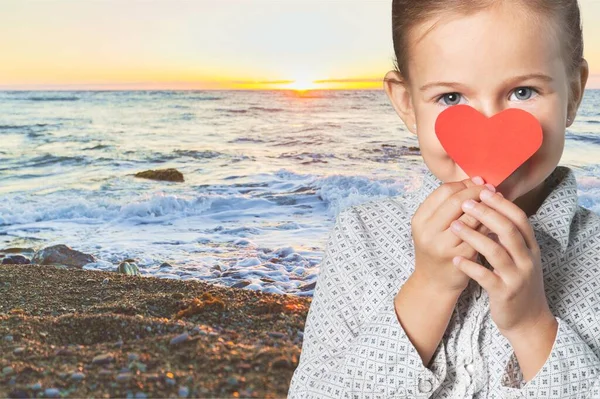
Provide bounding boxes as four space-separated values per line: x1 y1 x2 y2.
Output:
499 315 600 398
287 206 448 399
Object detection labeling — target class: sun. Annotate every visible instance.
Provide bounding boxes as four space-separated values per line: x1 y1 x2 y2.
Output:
287 77 318 91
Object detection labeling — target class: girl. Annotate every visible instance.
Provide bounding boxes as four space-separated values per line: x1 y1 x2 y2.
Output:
288 0 598 398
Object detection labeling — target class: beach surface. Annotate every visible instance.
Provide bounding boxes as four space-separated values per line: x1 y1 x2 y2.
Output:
0 264 309 398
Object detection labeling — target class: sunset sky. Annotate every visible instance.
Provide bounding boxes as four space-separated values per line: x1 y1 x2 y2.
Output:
1 0 600 90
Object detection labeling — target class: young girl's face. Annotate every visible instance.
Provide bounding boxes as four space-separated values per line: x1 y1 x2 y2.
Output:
385 2 587 208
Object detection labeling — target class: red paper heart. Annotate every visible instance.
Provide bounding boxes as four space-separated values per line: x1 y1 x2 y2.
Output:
434 104 543 187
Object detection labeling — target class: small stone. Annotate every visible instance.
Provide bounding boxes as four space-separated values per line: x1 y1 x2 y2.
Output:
178 386 190 398
2 366 14 375
270 356 293 369
102 277 110 285
134 392 148 399
9 389 29 398
116 372 133 383
30 382 42 390
172 292 184 299
165 377 176 386
4 335 13 342
226 376 239 386
92 353 114 365
71 372 85 382
267 331 285 339
169 332 189 345
44 388 61 398
13 347 25 355
127 353 139 361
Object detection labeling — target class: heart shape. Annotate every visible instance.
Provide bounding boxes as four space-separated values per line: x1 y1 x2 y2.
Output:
434 104 543 187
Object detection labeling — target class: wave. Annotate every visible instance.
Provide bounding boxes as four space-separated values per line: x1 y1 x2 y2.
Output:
567 132 600 145
24 96 80 102
248 106 284 112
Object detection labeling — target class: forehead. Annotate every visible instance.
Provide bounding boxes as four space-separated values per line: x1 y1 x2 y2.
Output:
407 4 565 89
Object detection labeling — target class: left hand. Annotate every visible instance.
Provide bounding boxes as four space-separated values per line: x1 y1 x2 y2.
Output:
449 186 554 337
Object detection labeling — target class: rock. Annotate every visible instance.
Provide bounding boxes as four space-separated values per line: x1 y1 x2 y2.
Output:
127 353 139 362
226 376 240 386
298 281 316 292
170 332 189 345
2 255 30 265
92 353 114 365
4 335 13 342
8 390 29 398
178 386 190 398
116 372 133 383
267 331 285 339
13 347 25 355
31 244 95 268
134 392 148 399
134 168 184 182
1 247 34 254
117 261 141 276
71 372 85 382
29 382 42 390
270 356 293 369
2 366 14 375
232 280 251 289
44 388 60 398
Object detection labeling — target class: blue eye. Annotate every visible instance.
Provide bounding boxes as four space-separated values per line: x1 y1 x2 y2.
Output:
436 93 463 106
510 87 538 101
435 86 539 107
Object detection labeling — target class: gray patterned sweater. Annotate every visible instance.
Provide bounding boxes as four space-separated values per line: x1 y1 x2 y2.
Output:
287 165 600 398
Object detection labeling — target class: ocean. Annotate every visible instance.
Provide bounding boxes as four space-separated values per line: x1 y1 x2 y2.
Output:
1 89 599 296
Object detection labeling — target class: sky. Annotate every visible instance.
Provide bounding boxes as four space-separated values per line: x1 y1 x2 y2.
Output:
1 0 600 90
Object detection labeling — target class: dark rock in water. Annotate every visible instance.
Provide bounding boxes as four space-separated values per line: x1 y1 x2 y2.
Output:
1 247 35 254
2 255 30 265
298 281 316 292
118 261 141 276
232 280 251 289
31 244 95 268
134 168 184 182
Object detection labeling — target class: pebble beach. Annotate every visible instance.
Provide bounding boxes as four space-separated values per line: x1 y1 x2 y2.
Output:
0 264 308 398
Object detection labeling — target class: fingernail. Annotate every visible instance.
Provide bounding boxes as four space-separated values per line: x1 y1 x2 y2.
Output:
471 176 484 185
480 189 494 200
498 192 504 198
484 184 495 192
451 220 463 231
463 199 476 209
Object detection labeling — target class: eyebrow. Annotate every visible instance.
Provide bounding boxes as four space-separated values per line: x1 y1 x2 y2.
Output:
419 73 554 92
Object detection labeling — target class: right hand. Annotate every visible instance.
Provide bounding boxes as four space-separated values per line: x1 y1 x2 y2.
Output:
410 176 496 294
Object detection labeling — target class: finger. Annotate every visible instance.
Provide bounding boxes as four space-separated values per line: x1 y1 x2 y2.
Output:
415 176 484 223
479 189 539 253
452 254 503 293
453 223 492 259
450 219 515 278
432 182 496 236
461 195 531 265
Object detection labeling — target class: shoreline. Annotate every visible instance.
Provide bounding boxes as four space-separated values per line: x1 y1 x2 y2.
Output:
0 264 310 398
